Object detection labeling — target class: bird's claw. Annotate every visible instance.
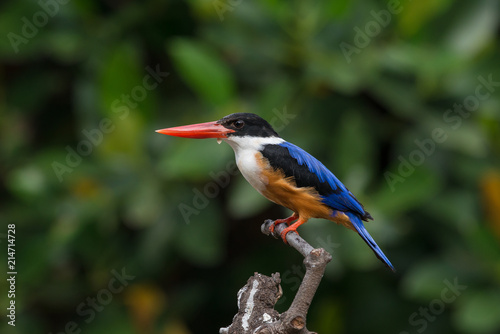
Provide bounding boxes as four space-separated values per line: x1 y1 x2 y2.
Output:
269 221 276 234
268 220 280 239
268 220 289 241
279 226 299 245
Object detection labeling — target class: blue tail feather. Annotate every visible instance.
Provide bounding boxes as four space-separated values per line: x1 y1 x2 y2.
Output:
345 212 395 272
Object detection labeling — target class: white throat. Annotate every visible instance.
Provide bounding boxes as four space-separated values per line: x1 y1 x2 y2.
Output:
223 136 284 154
222 136 284 192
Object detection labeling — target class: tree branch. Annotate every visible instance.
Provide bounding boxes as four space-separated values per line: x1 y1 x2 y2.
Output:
220 220 332 334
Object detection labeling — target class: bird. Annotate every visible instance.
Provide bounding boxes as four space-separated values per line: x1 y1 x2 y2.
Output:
156 113 395 271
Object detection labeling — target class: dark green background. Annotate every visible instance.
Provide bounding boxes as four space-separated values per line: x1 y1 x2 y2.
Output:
1 0 500 333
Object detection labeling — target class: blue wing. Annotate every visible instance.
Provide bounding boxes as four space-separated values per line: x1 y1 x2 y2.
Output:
278 141 370 219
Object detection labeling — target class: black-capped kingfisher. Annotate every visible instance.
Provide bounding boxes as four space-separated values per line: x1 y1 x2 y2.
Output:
156 113 395 271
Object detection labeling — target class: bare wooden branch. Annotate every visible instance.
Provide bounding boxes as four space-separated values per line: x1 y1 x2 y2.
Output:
221 220 332 334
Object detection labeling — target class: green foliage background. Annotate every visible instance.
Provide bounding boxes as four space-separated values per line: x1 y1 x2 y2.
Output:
1 0 500 333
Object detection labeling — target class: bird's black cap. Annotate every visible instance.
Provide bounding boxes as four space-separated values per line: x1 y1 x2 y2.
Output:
217 113 280 138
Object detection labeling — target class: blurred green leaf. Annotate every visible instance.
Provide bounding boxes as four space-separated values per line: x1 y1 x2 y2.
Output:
174 205 225 266
427 191 477 232
6 165 47 200
325 0 352 18
332 111 375 186
401 260 458 301
398 0 452 36
99 41 153 120
158 139 233 180
445 0 498 59
96 112 146 162
454 290 500 333
168 38 235 106
123 178 163 228
375 167 440 215
441 123 489 157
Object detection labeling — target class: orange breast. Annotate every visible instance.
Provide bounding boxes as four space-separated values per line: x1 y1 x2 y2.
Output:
256 153 333 220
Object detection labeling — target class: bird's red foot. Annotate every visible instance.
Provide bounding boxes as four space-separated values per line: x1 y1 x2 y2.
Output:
280 225 300 244
279 218 307 244
269 213 299 234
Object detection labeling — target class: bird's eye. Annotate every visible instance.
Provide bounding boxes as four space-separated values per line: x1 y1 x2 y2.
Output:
233 120 244 129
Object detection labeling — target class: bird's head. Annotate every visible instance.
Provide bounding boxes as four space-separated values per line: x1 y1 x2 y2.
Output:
156 113 280 143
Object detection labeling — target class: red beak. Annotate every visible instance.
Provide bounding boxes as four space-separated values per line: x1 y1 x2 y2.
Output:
155 121 235 139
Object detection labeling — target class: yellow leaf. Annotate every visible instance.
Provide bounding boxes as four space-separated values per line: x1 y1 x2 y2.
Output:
163 320 192 334
481 171 500 240
124 284 166 333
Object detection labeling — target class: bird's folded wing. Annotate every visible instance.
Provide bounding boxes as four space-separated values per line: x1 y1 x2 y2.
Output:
261 142 370 220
